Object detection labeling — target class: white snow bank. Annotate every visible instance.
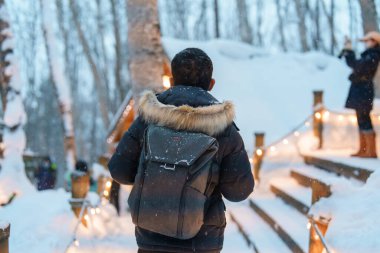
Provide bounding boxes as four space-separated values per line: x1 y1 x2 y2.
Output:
0 189 137 253
163 38 352 151
310 169 380 253
0 220 10 229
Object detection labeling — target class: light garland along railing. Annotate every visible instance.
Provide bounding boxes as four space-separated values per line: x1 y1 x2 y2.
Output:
64 198 105 252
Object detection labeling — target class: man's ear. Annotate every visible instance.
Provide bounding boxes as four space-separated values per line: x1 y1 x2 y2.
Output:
208 79 215 91
170 77 174 86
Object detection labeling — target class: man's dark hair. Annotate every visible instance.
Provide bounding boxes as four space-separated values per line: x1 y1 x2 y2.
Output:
171 48 213 90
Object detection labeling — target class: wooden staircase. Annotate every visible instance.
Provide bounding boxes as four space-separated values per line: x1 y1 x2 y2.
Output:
229 151 377 253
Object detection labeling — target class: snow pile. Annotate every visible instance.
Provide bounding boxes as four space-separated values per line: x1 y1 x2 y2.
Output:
0 189 137 253
163 38 352 151
310 170 380 253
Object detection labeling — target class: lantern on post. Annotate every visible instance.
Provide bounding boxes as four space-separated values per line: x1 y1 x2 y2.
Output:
97 175 112 199
0 222 10 253
313 90 324 149
69 171 90 227
308 216 330 253
253 132 265 182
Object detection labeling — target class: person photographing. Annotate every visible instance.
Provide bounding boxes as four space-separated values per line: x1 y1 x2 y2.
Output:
340 32 380 158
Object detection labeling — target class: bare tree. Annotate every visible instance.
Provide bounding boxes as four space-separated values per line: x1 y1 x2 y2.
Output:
214 0 220 38
321 0 337 54
358 0 379 33
194 0 209 40
39 0 76 172
110 0 126 101
275 0 287 51
255 0 264 47
236 0 253 44
69 0 110 127
294 0 310 52
127 0 168 96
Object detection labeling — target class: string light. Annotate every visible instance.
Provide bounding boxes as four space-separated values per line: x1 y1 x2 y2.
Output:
315 112 322 120
103 190 109 197
294 131 300 137
248 158 253 164
323 111 330 120
305 121 311 127
74 239 80 247
84 214 89 221
90 208 96 215
95 207 101 214
282 139 289 145
256 148 263 156
349 115 357 124
106 181 112 188
338 115 344 121
314 234 320 240
270 146 276 152
307 222 311 230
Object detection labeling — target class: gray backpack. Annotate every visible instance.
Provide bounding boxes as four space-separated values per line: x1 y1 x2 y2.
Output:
128 124 219 239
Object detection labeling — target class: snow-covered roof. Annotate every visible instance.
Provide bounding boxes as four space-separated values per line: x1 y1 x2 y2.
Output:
106 90 134 141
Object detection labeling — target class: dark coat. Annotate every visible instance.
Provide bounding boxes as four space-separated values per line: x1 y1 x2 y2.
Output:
343 47 380 111
108 85 254 252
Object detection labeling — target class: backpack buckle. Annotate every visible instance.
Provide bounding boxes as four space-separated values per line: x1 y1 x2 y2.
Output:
160 163 176 171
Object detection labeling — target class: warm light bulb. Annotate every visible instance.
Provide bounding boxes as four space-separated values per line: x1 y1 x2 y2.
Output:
283 139 289 145
270 146 276 152
338 115 344 121
294 131 300 137
256 148 263 156
349 115 357 124
315 112 322 119
90 208 96 215
307 222 311 230
103 190 109 197
95 207 101 214
106 181 112 188
323 111 330 119
305 121 311 127
162 75 171 89
84 214 89 221
74 239 80 247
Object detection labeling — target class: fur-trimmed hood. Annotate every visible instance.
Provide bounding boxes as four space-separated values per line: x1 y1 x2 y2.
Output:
138 90 235 136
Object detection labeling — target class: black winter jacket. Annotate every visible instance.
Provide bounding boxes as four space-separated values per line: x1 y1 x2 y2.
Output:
108 85 254 252
342 47 380 111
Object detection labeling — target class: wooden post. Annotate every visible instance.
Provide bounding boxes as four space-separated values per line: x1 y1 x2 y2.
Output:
313 91 324 149
97 175 112 200
308 216 330 253
0 222 10 253
311 180 331 204
70 171 90 227
253 132 265 182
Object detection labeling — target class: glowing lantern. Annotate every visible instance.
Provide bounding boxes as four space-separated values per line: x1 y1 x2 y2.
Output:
162 75 171 89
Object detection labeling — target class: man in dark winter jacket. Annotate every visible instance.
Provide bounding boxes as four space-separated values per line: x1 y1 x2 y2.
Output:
108 48 254 253
340 32 380 158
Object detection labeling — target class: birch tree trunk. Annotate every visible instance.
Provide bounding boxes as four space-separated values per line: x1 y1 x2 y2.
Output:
39 0 76 172
0 0 34 201
236 0 253 44
358 0 379 33
127 0 168 96
69 0 110 127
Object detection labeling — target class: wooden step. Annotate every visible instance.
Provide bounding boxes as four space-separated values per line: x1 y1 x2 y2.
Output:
302 155 373 182
228 203 291 253
270 178 311 215
249 194 308 253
